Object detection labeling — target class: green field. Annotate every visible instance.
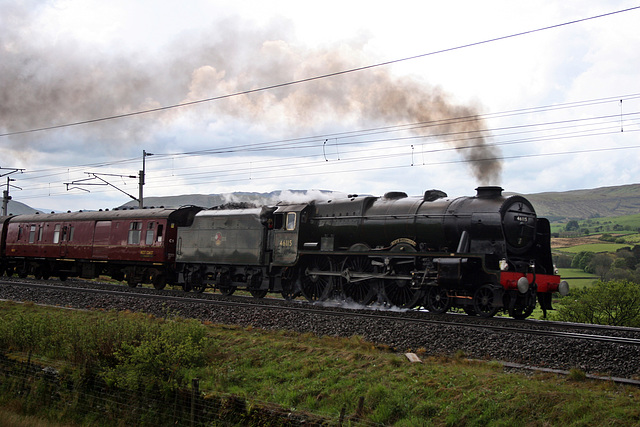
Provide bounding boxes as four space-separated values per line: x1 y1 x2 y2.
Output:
556 268 598 289
556 243 631 253
550 213 640 235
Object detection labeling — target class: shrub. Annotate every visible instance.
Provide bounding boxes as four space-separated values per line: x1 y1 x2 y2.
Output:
553 280 640 327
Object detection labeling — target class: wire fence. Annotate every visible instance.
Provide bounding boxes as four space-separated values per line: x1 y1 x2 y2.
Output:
0 352 381 426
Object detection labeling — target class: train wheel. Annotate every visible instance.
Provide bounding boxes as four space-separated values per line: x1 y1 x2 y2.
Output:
300 256 334 302
341 256 377 305
383 279 423 309
219 285 236 296
281 289 299 300
425 286 451 314
152 273 167 290
192 282 207 293
279 267 299 300
187 270 207 293
250 289 268 298
509 292 537 319
182 282 193 292
4 266 14 277
509 304 535 320
126 275 138 288
473 285 499 318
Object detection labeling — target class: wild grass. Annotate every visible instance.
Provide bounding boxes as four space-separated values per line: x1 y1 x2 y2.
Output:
1 302 640 426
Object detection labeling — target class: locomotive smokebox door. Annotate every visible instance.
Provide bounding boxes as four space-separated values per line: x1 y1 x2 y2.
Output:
271 204 309 265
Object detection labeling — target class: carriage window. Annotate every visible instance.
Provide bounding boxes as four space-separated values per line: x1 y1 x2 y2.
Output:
69 226 75 242
145 222 155 245
285 212 296 231
156 224 164 243
128 222 142 244
53 224 61 244
29 225 36 243
61 226 68 242
38 226 43 242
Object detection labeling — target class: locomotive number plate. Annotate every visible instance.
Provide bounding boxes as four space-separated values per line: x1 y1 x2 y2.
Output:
278 239 294 247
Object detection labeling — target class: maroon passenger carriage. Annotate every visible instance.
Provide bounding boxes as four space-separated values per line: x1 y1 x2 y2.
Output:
2 207 200 287
0 216 12 277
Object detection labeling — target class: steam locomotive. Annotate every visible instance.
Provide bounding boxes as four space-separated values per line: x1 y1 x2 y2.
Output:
0 186 568 319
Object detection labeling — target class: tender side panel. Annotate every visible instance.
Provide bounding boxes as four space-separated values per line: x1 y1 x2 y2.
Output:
177 209 266 265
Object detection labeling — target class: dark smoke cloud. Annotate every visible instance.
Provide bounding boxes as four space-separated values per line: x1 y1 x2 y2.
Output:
1 3 501 183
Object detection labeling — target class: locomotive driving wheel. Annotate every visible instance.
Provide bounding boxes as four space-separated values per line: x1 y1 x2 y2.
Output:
300 256 335 302
425 286 451 314
280 267 300 300
340 256 377 305
473 284 500 318
382 265 423 309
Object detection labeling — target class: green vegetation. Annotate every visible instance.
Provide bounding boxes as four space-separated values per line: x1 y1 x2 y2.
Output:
549 212 640 236
553 280 640 327
556 268 598 289
2 302 640 426
550 211 640 326
558 242 631 253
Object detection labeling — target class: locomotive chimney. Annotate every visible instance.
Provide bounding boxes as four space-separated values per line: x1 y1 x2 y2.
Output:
475 186 503 198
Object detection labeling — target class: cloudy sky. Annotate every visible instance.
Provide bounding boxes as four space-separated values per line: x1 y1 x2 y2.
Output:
2 0 640 211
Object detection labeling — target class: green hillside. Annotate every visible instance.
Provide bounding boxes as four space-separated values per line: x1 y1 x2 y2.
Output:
520 183 640 221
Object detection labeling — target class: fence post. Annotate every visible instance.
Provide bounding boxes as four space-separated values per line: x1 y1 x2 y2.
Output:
355 396 365 418
191 378 200 427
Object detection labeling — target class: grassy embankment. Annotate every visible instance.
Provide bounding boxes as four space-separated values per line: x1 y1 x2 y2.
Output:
1 301 640 426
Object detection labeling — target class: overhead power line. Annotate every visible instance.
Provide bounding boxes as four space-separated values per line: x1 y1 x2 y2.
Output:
2 5 639 138
15 93 640 189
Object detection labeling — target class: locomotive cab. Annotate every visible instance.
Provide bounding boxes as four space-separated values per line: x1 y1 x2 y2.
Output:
270 203 312 265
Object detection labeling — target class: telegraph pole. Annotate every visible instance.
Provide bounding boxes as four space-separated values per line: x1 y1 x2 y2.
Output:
2 178 11 216
1 168 24 216
139 150 154 208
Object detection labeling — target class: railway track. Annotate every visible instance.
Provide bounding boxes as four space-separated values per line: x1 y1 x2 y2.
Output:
3 277 639 346
2 277 640 382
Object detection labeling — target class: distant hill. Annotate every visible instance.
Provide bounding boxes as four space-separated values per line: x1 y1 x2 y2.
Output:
517 184 640 222
2 200 42 216
118 189 343 209
124 185 640 223
10 184 640 223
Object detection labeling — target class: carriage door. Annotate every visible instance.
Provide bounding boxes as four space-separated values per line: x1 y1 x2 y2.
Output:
52 223 69 257
271 205 306 265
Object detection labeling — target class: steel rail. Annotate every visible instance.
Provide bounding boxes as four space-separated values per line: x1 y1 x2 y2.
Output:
2 279 640 348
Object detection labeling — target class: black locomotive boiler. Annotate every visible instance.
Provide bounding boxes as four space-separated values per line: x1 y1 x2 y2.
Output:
177 186 568 319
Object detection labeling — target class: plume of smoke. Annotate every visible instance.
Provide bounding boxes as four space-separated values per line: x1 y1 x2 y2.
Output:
1 4 501 183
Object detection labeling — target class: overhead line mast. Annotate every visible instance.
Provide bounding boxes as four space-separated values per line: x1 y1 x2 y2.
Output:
1 167 25 216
